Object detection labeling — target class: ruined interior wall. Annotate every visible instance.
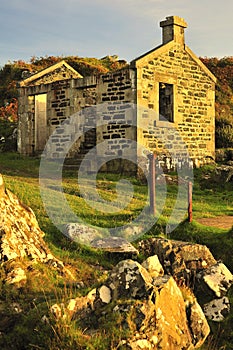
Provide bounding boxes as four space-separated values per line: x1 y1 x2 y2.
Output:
22 63 82 87
18 79 76 156
136 42 215 169
94 68 137 173
17 88 35 155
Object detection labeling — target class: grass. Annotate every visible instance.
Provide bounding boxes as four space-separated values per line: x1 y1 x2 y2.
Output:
0 152 233 349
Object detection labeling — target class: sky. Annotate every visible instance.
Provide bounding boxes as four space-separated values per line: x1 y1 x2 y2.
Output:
0 0 233 67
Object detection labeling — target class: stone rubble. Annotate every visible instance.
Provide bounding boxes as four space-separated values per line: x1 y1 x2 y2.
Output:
56 256 210 349
48 238 233 348
196 262 233 299
138 238 233 322
65 224 139 255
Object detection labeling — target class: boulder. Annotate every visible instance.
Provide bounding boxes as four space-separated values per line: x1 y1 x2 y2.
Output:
91 237 139 255
65 223 102 245
187 300 210 347
105 259 152 300
0 174 74 285
138 238 233 321
195 262 233 299
141 255 164 278
152 275 193 349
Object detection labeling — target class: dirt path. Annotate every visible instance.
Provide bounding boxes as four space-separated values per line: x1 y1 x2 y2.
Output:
197 216 233 230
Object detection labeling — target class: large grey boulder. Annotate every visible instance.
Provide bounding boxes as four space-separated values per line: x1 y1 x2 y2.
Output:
65 223 102 244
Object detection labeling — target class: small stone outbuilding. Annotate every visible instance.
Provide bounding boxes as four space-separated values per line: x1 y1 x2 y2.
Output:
18 16 216 172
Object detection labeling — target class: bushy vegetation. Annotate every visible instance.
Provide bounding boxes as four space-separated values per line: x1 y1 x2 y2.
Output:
201 57 233 149
0 55 127 108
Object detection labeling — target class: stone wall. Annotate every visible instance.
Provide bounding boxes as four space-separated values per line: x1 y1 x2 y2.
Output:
18 69 138 169
18 79 75 155
18 43 216 173
49 77 98 159
134 41 216 169
94 69 137 172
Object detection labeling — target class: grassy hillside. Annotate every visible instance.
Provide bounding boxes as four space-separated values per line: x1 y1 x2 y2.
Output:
0 153 232 349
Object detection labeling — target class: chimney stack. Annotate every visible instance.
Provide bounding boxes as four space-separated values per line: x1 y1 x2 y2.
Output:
160 16 187 45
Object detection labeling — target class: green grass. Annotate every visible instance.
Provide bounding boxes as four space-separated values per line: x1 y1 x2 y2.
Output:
0 152 233 349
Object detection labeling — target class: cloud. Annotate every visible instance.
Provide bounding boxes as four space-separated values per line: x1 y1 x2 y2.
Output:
0 0 232 66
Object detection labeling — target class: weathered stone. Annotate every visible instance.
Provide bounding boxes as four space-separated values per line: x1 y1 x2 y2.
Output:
98 285 111 304
53 256 210 349
142 255 164 278
91 236 139 255
152 276 193 349
65 223 101 244
107 259 152 300
203 297 231 322
196 262 233 299
0 174 75 284
115 274 208 349
5 266 27 285
187 300 210 347
138 237 216 279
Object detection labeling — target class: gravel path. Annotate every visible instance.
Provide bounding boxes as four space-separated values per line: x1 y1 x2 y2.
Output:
197 216 233 229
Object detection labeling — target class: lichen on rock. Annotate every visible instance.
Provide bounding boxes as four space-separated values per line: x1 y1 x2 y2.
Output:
0 174 74 285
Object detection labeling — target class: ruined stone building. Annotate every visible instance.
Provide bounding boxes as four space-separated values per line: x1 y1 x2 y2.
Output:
17 16 216 172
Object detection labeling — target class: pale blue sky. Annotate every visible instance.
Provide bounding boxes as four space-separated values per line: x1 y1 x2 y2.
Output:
0 0 232 67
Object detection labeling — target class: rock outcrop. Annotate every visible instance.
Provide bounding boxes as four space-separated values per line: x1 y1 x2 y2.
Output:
0 174 74 285
52 238 232 349
53 256 210 350
138 238 233 322
138 238 217 280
